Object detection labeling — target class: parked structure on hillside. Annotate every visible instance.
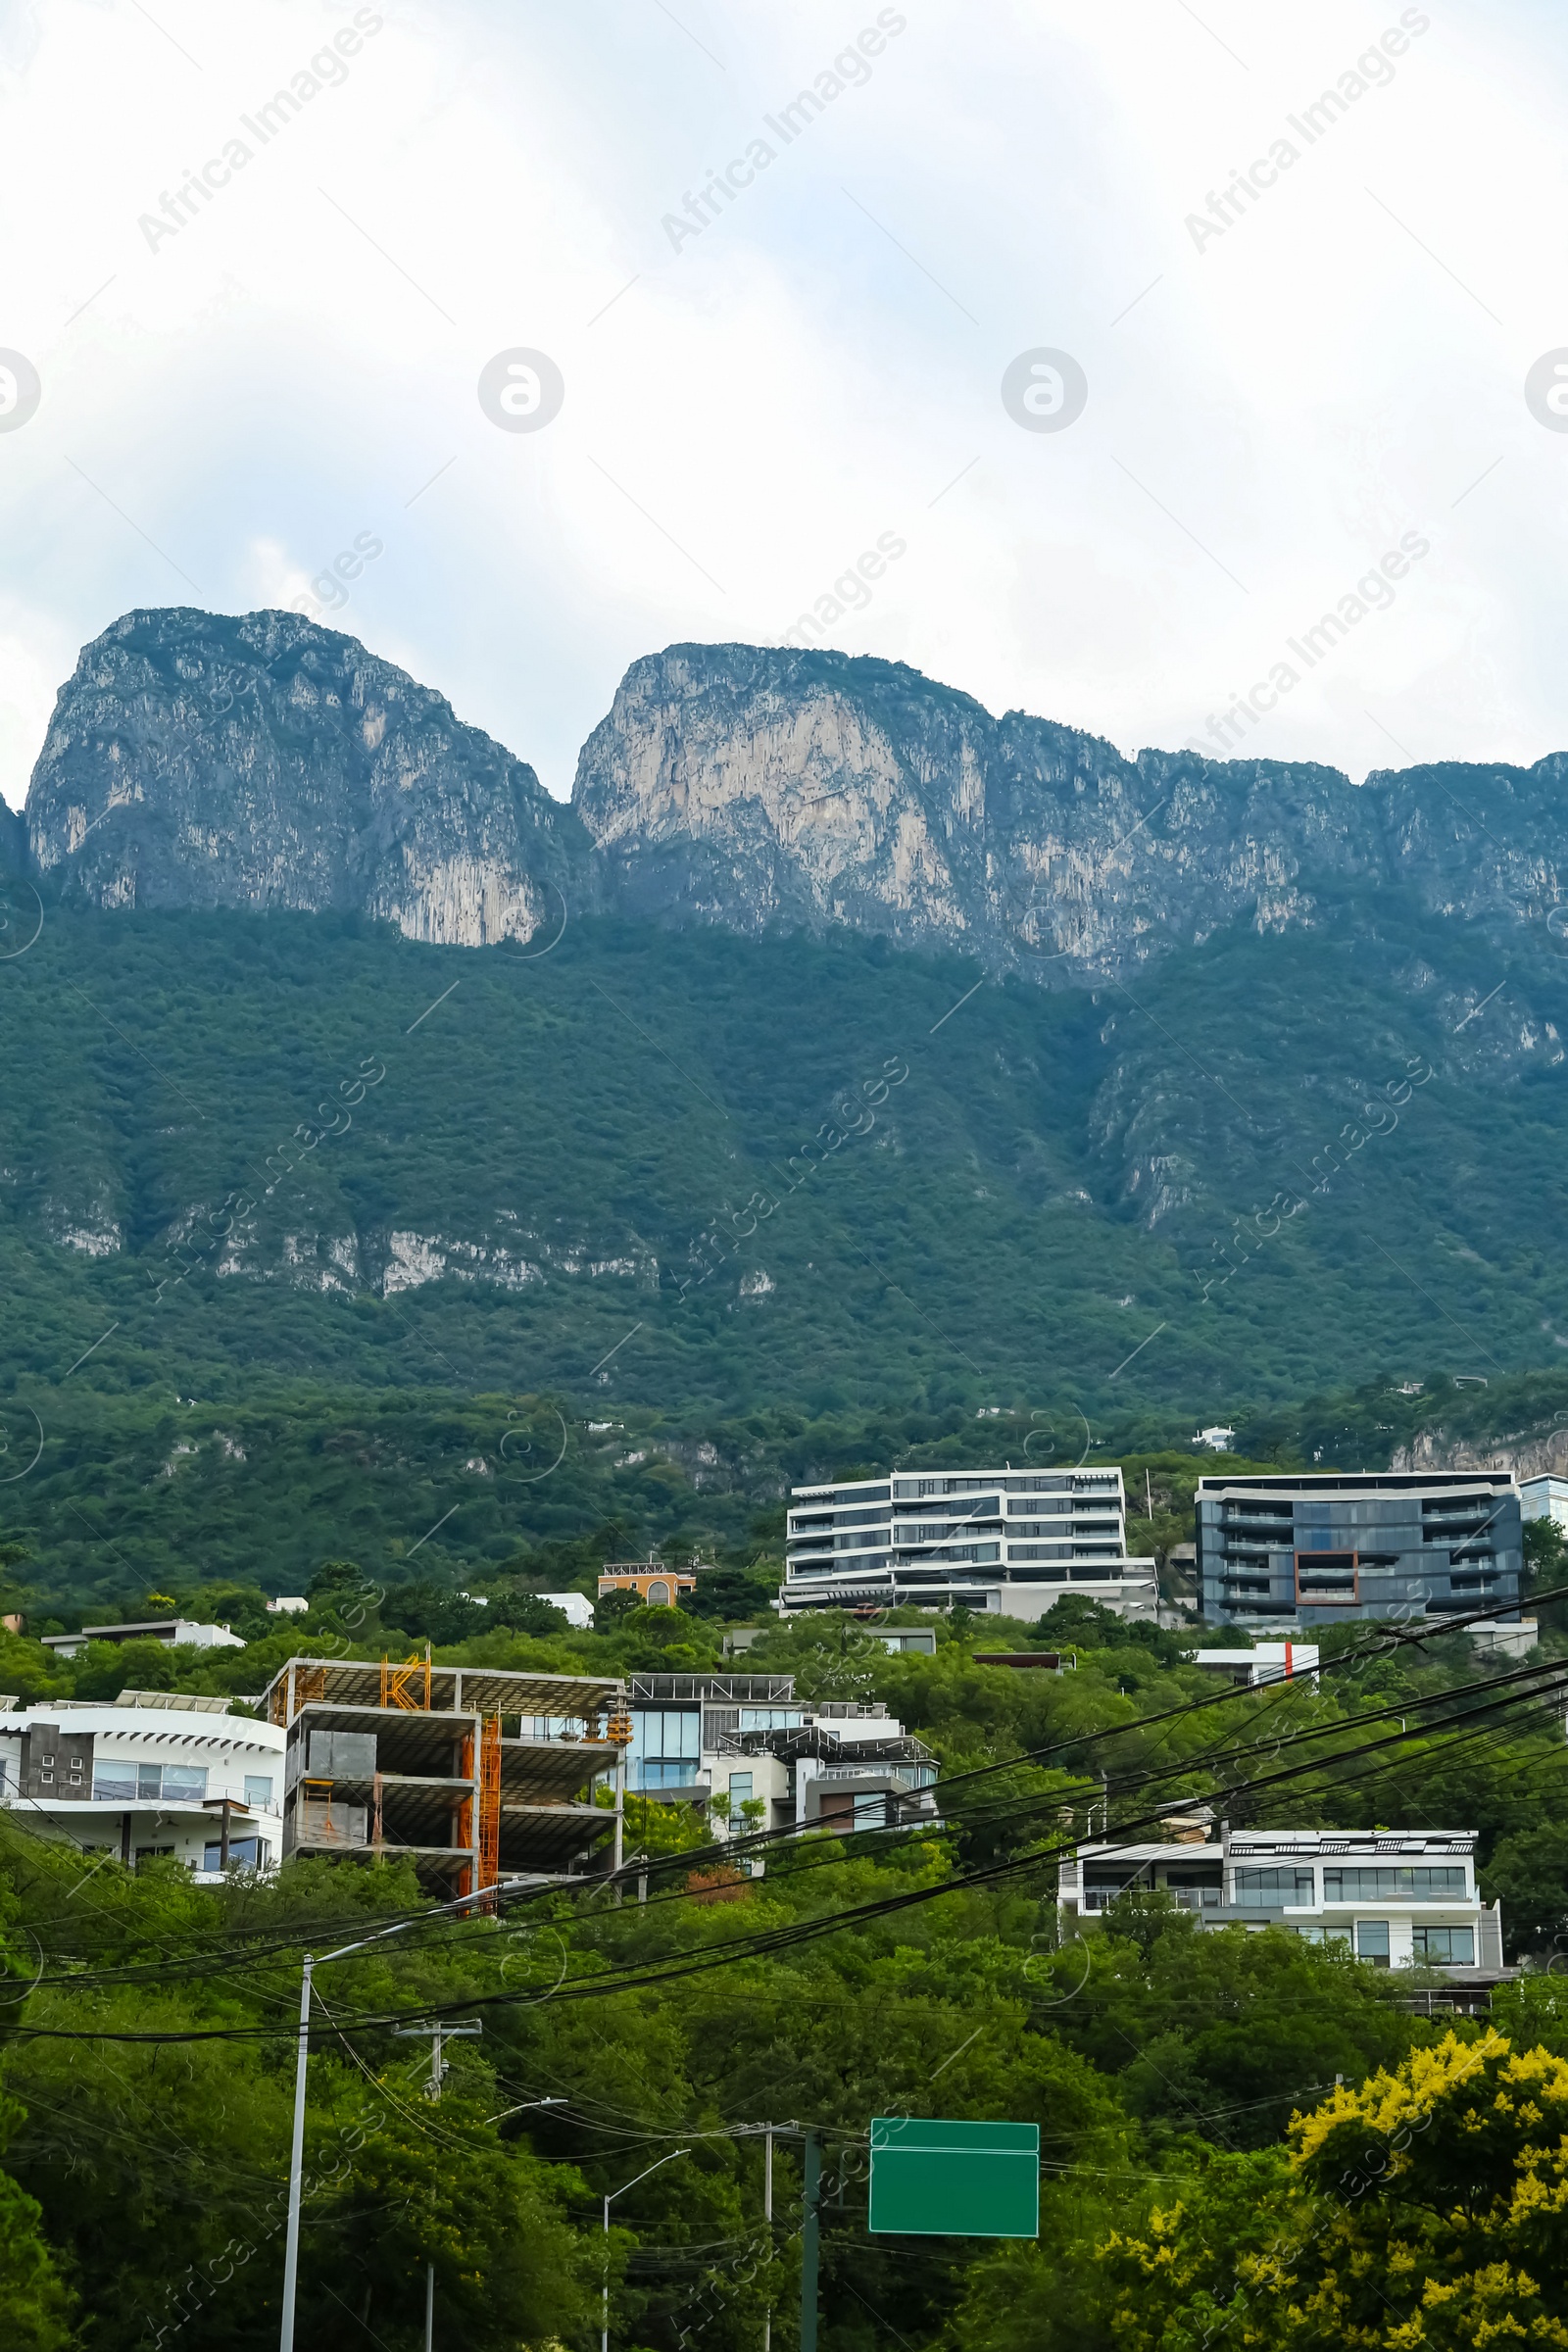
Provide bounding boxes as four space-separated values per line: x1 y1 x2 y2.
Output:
1194 1471 1524 1628
0 1690 286 1876
40 1616 249 1661
1186 1642 1320 1687
1058 1824 1506 2002
261 1654 629 1895
780 1467 1157 1619
622 1672 939 1835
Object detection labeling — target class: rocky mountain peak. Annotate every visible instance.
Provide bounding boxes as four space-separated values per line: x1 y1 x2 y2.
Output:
24 606 586 946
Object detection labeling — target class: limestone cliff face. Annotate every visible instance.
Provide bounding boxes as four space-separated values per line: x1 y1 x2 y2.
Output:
574 643 1568 976
24 618 1568 980
25 608 587 945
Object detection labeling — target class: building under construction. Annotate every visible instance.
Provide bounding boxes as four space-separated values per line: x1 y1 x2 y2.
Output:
262 1653 630 1897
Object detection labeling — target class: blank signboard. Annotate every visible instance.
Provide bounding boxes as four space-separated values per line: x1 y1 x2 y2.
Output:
867 2117 1040 2238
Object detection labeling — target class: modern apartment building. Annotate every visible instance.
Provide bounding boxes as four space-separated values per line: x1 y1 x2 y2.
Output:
781 1467 1157 1620
1520 1474 1568 1533
623 1672 939 1834
1058 1825 1506 1997
0 1690 287 1876
1195 1471 1524 1628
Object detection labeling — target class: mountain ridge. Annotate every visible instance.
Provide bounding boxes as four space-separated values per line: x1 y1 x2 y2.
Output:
12 607 1568 978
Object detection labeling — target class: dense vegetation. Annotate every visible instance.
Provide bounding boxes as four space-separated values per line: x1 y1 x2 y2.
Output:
5 891 1568 1448
6 1603 1568 2349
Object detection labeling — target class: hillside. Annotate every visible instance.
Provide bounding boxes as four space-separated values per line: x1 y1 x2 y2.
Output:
3 888 1568 1615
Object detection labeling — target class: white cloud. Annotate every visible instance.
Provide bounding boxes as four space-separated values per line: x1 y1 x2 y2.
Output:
0 0 1562 808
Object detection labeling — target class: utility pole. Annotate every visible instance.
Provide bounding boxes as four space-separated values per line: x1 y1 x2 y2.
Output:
762 2129 773 2352
800 2131 820 2352
392 2019 483 2350
602 2150 689 2352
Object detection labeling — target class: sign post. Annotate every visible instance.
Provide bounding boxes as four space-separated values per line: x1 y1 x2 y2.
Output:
867 2118 1040 2240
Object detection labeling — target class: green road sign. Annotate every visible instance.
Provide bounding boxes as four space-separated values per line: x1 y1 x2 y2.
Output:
867 2117 1040 2238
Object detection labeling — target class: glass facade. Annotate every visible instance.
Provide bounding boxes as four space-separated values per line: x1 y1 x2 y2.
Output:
1323 1865 1467 1900
1195 1473 1523 1627
92 1762 209 1803
629 1707 701 1789
1233 1866 1314 1908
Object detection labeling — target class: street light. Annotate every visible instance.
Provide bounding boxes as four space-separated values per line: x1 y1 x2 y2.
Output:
277 1886 494 2352
487 2094 569 2126
602 2149 689 2352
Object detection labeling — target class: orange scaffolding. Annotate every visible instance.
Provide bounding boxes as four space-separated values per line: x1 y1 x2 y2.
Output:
380 1646 432 1712
476 1712 503 1908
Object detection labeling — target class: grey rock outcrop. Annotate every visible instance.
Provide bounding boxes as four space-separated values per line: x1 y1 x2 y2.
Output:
25 607 588 945
574 643 1566 977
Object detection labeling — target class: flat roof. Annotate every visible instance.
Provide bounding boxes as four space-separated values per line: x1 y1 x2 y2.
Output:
1198 1473 1514 1494
264 1656 624 1721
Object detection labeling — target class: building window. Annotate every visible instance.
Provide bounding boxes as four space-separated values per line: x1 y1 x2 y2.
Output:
727 1773 754 1802
638 1760 700 1789
203 1837 266 1872
630 1710 701 1762
93 1768 136 1802
1355 1919 1391 1966
1323 1866 1466 1901
1412 1925 1475 1964
1233 1867 1314 1908
244 1776 274 1808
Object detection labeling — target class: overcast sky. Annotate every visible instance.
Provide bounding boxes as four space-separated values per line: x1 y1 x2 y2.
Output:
0 0 1563 806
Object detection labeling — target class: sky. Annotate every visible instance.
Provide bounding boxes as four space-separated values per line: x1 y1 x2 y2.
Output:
1 0 1565 807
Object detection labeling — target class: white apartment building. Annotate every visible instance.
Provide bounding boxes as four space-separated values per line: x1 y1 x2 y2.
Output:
0 1690 287 1878
781 1467 1157 1620
1520 1474 1568 1533
1058 1825 1505 1997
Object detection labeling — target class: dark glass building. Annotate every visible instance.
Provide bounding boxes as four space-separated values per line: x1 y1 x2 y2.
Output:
1195 1472 1523 1627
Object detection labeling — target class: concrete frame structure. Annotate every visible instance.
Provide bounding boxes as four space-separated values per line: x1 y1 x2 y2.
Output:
1059 1825 1507 2001
0 1691 287 1879
263 1655 629 1896
781 1467 1157 1619
1195 1471 1525 1629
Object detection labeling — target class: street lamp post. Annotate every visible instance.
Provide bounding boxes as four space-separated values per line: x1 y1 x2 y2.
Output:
276 1887 494 2352
601 2150 690 2352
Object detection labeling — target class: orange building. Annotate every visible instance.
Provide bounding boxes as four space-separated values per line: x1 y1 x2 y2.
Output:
597 1564 697 1609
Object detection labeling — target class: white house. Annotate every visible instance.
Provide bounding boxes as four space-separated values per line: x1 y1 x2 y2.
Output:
0 1691 287 1879
1058 1824 1505 1999
1187 1642 1320 1687
539 1592 595 1630
39 1617 248 1661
